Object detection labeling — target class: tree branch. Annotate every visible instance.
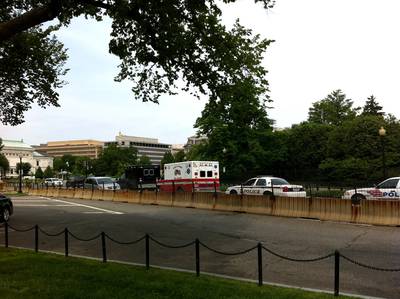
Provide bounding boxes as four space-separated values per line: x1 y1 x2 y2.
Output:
0 4 60 42
0 0 111 42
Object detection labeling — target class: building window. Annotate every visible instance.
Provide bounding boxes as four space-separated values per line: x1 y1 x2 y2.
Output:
37 160 39 166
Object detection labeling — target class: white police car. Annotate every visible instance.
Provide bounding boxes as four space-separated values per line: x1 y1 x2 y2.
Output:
343 177 400 200
225 176 307 197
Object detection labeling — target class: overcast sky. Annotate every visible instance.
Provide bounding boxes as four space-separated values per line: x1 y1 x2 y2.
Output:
1 0 400 145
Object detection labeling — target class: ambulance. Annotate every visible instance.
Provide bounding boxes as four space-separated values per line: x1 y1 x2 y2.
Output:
158 161 220 192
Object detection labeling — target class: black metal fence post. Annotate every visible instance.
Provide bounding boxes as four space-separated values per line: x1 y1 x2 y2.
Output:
145 234 150 269
271 182 275 200
64 228 69 257
34 225 39 252
257 242 263 286
334 250 340 296
195 238 200 277
101 232 107 263
4 222 8 248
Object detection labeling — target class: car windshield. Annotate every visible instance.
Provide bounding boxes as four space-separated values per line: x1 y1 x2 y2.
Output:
97 178 113 184
271 178 290 185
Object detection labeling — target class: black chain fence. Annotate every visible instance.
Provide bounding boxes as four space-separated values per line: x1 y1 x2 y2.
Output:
2 222 399 297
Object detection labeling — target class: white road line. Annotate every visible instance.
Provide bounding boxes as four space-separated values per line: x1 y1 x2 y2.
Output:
13 204 75 207
12 199 51 203
40 197 123 215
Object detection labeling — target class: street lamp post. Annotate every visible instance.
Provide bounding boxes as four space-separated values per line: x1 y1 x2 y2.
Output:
222 148 227 174
18 155 23 193
378 126 387 179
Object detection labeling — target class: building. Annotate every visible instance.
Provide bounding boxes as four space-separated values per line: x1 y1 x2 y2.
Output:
171 144 185 155
104 133 172 165
183 135 208 152
33 140 104 159
1 139 53 178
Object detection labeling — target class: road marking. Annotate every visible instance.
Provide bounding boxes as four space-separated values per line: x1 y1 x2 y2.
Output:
83 212 104 214
13 204 75 207
40 197 123 215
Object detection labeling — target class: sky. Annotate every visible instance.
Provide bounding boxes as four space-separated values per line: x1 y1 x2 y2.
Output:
1 0 400 145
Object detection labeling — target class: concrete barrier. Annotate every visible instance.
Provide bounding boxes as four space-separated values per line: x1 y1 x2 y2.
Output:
58 189 74 199
156 192 173 206
113 190 129 203
243 195 273 215
173 192 194 208
214 193 243 212
140 191 158 205
25 187 400 226
91 189 103 201
101 190 114 201
192 192 214 210
126 191 140 204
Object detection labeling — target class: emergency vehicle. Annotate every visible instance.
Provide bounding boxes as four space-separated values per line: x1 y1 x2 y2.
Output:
342 177 400 200
118 165 160 190
158 161 220 192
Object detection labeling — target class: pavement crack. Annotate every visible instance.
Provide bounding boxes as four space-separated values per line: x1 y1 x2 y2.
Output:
342 230 368 250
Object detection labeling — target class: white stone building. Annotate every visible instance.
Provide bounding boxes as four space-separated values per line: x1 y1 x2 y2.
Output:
1 139 53 178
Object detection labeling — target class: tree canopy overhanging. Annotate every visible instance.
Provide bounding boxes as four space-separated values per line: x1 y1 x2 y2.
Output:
0 0 274 125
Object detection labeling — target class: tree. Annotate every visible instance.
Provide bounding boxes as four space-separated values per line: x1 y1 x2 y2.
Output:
94 144 138 177
0 153 9 178
35 166 44 179
362 95 384 116
72 156 92 176
16 162 32 176
1 0 274 125
43 166 54 178
0 138 8 178
161 151 175 168
308 90 359 126
319 114 400 184
280 122 332 180
137 155 151 166
174 150 186 162
53 154 76 172
194 76 273 180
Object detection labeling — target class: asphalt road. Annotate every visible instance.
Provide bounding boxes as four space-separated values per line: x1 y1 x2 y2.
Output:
2 195 399 299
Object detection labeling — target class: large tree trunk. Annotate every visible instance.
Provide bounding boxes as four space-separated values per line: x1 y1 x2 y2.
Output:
0 5 58 42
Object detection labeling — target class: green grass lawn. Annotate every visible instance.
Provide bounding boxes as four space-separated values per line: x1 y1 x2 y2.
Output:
0 248 353 299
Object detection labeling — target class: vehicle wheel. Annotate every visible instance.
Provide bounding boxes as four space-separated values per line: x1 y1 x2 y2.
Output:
351 193 365 205
176 187 184 193
263 191 273 197
229 190 238 195
0 207 10 223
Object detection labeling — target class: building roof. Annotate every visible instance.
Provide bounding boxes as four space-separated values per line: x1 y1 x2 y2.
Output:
2 139 33 150
33 151 51 158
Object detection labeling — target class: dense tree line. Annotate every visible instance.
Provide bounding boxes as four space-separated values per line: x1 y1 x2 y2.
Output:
189 90 400 186
52 145 153 178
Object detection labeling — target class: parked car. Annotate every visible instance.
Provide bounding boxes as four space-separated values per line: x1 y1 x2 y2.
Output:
66 176 85 188
225 176 307 197
84 177 121 190
44 178 63 187
342 177 400 200
0 193 13 222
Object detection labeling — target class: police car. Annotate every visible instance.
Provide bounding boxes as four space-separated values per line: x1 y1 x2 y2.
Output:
225 176 307 197
343 177 400 200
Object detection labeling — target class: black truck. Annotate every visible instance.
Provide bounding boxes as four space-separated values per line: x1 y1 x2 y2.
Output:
118 165 161 190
